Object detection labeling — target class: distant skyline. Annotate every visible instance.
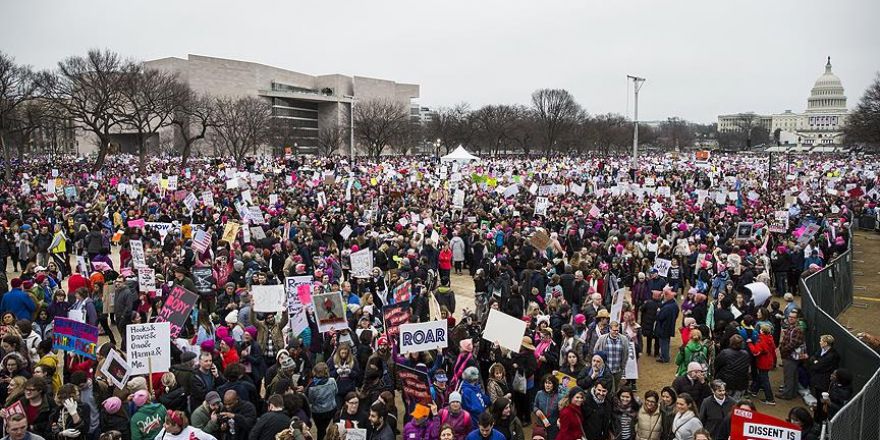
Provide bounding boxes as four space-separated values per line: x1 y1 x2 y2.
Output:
2 0 878 123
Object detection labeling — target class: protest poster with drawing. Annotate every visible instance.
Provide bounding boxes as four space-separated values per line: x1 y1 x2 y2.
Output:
192 267 214 295
284 276 311 336
312 291 347 333
100 349 131 389
736 222 754 241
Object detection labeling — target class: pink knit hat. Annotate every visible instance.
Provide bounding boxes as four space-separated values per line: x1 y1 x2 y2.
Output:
132 390 149 407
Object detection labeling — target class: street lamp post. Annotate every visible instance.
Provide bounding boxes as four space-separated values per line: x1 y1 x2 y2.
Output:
627 75 646 168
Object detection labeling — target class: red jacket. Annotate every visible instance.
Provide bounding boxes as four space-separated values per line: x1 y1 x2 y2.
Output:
748 333 777 371
556 403 585 440
439 249 453 271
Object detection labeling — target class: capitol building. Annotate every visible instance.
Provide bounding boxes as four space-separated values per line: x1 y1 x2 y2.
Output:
718 57 850 148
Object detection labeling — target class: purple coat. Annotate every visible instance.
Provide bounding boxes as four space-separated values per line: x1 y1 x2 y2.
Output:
403 416 441 440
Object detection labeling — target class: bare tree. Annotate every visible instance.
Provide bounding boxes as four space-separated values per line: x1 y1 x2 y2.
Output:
508 105 539 155
37 49 132 171
212 96 272 166
531 88 581 156
583 113 631 154
426 103 474 155
390 121 424 155
659 117 695 150
116 66 182 173
0 51 37 180
316 124 348 157
472 104 520 155
353 99 409 158
171 85 217 168
732 112 763 150
846 72 880 150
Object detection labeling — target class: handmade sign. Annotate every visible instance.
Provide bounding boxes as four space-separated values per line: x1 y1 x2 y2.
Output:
155 286 198 338
530 230 552 251
736 222 754 241
534 197 549 216
221 222 240 243
652 258 672 278
769 211 789 234
284 276 311 336
349 249 373 278
340 225 353 241
382 301 412 339
130 239 147 268
52 318 99 359
745 282 772 308
312 291 347 333
192 229 211 253
192 267 214 295
251 285 287 313
392 280 412 304
127 322 171 375
399 320 448 354
553 371 578 392
201 191 215 207
452 189 465 209
99 349 131 389
137 267 156 294
397 363 433 405
730 408 801 440
482 308 527 352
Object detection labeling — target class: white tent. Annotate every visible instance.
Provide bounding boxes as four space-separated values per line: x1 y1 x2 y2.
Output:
440 145 480 163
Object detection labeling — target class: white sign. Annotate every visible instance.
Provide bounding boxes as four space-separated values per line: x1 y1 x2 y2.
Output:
482 309 528 352
534 197 549 216
226 178 239 190
201 191 215 208
350 249 373 278
251 285 287 313
452 189 465 209
399 320 449 354
609 288 625 323
183 192 198 212
652 258 672 277
340 225 353 241
138 268 156 293
130 240 147 269
745 282 772 308
250 226 266 241
624 337 639 380
167 176 178 190
99 349 131 389
285 276 311 336
126 322 171 375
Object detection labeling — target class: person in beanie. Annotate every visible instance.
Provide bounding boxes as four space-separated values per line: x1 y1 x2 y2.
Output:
190 391 222 435
439 392 472 440
99 397 130 440
153 410 215 440
403 403 441 440
129 390 166 440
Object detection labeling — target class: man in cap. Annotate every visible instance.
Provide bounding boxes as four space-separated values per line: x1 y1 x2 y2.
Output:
190 391 223 435
672 361 711 404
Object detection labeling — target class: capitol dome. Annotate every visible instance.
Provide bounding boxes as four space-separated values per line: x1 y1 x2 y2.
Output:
806 57 847 113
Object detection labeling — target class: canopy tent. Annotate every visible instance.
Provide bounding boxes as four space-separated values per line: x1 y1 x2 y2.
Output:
440 145 480 163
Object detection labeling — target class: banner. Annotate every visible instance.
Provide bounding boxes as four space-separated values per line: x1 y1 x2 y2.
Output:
145 222 174 239
397 363 433 405
350 249 373 278
155 286 198 338
312 291 347 333
127 322 171 375
137 267 156 294
382 301 412 340
284 276 311 337
251 285 286 313
730 408 801 440
482 309 527 352
222 222 240 243
192 267 213 295
99 349 131 389
52 317 99 359
130 240 147 268
399 320 448 354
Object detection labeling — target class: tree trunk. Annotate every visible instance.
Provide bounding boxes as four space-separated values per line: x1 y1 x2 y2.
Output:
1 132 11 182
92 135 110 173
180 139 193 169
138 131 148 174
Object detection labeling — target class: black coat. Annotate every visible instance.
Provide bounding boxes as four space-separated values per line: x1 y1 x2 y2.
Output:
808 347 840 392
249 411 291 440
654 299 679 338
714 347 751 392
581 392 614 440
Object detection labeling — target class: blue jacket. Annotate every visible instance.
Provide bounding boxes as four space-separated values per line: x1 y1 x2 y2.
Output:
1 288 36 320
654 298 680 338
460 381 490 423
466 428 506 440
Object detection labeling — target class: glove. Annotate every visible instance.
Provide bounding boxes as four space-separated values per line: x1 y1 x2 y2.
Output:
60 429 81 438
63 398 78 415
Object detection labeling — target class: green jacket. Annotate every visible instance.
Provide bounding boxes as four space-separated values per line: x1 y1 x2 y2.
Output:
130 403 166 440
191 402 220 434
675 341 708 376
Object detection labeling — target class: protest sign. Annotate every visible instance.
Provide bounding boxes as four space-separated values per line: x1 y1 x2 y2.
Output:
745 282 773 307
192 229 211 253
130 239 147 268
99 349 131 389
482 308 527 352
312 291 347 333
769 211 789 233
382 301 412 339
589 204 601 218
349 249 373 278
340 225 353 241
247 206 264 224
554 371 578 392
145 222 174 239
284 276 311 336
137 267 156 294
530 230 552 250
399 320 448 354
736 222 754 241
392 280 412 304
251 285 286 313
126 322 171 375
797 223 821 245
397 363 433 405
64 186 77 200
183 192 198 212
192 267 214 295
452 189 465 209
167 175 178 190
221 222 240 243
4 401 25 419
730 408 801 440
534 196 549 216
624 338 639 379
201 191 214 207
609 288 626 323
250 226 266 241
155 286 198 338
652 258 672 278
52 317 99 359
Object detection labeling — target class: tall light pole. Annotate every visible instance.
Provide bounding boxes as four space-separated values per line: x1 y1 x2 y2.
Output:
628 75 646 168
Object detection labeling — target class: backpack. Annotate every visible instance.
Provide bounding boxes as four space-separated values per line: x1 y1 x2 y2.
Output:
690 347 710 378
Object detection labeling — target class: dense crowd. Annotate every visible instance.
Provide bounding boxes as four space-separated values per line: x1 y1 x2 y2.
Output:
0 151 875 440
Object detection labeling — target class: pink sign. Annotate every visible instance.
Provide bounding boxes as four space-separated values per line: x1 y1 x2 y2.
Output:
297 284 312 307
127 218 145 228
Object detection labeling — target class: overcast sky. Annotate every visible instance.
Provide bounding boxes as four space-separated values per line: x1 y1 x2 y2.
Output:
3 0 878 123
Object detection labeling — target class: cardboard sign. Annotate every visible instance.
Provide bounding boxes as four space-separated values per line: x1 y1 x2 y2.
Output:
530 230 552 250
52 318 99 359
482 308 527 352
284 276 311 337
137 267 156 293
251 285 286 313
349 249 373 278
192 267 214 295
99 349 131 389
399 320 448 354
221 222 240 243
397 363 433 405
155 286 198 338
382 301 412 339
312 291 347 333
652 258 672 278
126 322 171 375
730 408 801 440
130 239 147 268
769 211 789 234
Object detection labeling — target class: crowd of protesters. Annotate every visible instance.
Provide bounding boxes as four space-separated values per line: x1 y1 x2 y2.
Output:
0 151 875 440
